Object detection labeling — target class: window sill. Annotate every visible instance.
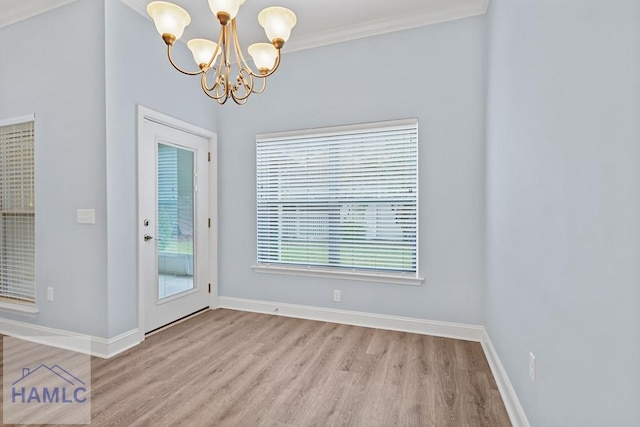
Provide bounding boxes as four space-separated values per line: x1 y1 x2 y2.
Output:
252 264 424 286
0 300 39 315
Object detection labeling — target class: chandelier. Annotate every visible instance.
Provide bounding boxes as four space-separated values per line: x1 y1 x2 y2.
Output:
147 1 297 105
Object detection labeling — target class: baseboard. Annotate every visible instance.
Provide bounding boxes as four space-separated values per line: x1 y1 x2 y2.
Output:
217 296 485 342
0 317 140 359
91 328 142 358
481 329 531 427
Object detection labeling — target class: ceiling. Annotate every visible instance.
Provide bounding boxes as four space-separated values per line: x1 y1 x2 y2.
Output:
0 0 488 52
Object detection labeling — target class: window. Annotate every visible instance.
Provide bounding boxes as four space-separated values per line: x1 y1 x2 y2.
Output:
0 116 35 306
256 119 421 284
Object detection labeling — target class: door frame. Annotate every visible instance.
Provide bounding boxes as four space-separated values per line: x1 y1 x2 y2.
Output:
136 105 218 341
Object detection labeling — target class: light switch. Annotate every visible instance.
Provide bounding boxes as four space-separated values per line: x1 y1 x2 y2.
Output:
77 209 95 224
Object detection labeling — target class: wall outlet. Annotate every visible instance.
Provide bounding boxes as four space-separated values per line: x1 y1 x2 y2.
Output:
47 287 54 302
333 290 341 302
529 351 536 382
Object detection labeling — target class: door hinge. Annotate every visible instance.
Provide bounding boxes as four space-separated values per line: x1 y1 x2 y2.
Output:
208 152 211 162
208 283 211 294
208 218 211 228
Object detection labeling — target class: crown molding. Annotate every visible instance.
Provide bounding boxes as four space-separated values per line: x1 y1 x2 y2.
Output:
0 0 79 29
120 0 489 52
120 0 149 17
285 0 490 53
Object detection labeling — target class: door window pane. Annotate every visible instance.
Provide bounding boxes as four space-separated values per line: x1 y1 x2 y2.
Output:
157 143 194 299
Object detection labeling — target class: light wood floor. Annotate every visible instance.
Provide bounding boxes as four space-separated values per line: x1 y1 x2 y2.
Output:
2 309 511 426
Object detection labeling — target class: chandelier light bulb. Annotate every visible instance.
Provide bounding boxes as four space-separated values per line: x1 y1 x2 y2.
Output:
208 0 245 24
258 7 297 45
248 43 278 74
146 1 191 41
187 39 221 69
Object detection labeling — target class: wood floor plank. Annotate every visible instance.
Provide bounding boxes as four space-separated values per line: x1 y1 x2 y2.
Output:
0 309 512 427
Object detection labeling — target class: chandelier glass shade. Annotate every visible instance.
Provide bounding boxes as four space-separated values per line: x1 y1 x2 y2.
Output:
146 1 296 105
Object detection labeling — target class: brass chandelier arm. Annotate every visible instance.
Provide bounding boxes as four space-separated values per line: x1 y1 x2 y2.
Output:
238 69 255 94
224 24 232 70
202 68 220 93
231 96 249 105
217 84 229 104
200 72 227 102
202 80 229 105
235 68 267 99
231 69 253 104
231 20 256 76
231 56 278 101
251 77 268 95
202 59 225 92
166 44 204 76
204 27 226 72
201 26 228 93
227 21 258 102
199 24 235 105
226 19 276 101
231 20 282 80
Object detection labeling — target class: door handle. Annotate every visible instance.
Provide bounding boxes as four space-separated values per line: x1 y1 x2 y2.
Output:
144 234 154 241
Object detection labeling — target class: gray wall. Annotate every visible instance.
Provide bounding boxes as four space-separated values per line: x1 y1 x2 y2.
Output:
0 0 216 338
104 0 217 337
217 17 488 324
485 0 640 425
0 0 108 336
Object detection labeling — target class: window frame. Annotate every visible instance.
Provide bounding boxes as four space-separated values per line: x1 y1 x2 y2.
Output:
0 114 38 313
253 119 423 286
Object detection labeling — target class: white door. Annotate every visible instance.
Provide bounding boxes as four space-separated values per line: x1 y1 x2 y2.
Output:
139 117 210 333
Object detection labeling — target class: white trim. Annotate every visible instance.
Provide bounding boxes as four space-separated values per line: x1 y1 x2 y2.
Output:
208 136 219 309
415 119 421 277
120 0 147 15
91 328 141 358
252 265 424 286
137 106 215 139
285 2 489 53
217 296 483 342
0 317 140 359
257 118 418 141
0 0 79 30
0 301 39 314
0 114 35 127
481 328 531 427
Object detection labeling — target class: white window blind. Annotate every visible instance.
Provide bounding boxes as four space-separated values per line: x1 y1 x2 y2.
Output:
157 143 179 253
0 118 35 303
257 119 418 276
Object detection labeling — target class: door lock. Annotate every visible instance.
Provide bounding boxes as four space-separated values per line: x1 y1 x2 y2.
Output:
143 234 154 241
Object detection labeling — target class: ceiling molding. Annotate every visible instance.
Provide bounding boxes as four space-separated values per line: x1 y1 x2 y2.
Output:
120 0 489 53
285 1 490 53
120 0 149 18
0 0 79 29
